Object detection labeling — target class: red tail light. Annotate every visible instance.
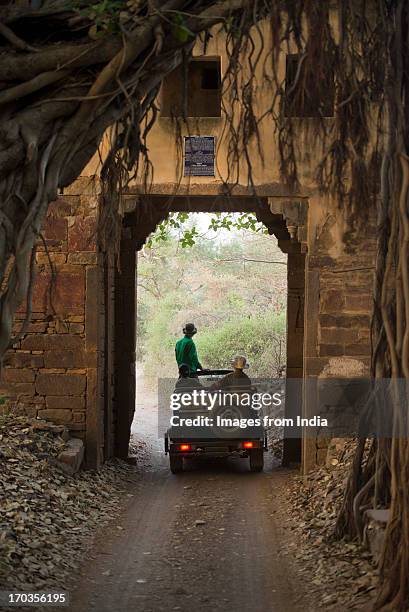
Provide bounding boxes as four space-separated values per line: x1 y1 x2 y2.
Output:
243 441 254 449
179 444 191 451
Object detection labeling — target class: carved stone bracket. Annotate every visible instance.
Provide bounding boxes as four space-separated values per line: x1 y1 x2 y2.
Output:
268 198 308 253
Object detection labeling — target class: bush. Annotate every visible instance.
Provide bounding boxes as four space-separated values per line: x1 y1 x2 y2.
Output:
196 312 286 378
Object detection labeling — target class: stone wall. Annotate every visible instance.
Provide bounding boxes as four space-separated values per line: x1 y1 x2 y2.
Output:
302 201 376 469
0 183 378 472
1 184 100 466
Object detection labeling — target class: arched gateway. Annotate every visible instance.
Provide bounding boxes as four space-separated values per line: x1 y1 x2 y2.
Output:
1 179 375 473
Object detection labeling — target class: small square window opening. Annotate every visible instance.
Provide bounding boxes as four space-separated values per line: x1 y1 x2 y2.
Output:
161 57 222 118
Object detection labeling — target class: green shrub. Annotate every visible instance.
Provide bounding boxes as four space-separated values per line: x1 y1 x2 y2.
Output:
196 312 286 378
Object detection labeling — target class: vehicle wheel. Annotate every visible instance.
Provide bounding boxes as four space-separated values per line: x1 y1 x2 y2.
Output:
249 448 263 472
170 454 183 474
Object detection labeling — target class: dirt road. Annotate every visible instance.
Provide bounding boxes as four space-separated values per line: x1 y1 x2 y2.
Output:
69 376 306 612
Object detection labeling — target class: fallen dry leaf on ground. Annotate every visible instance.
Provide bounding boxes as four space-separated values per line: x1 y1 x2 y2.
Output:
0 413 141 595
283 439 378 610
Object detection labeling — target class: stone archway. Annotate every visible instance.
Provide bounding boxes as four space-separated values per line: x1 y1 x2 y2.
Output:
109 194 307 466
0 181 376 473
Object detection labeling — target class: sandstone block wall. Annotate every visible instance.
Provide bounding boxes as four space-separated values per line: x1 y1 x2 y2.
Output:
1 188 100 464
302 205 376 469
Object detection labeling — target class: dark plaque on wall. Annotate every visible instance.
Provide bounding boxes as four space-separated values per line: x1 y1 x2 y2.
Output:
184 136 215 177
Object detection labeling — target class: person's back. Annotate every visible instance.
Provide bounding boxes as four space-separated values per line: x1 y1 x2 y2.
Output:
175 323 202 375
217 369 252 392
175 335 195 366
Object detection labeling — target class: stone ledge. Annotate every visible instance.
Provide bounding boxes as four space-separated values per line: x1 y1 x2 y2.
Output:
364 508 390 563
50 438 84 475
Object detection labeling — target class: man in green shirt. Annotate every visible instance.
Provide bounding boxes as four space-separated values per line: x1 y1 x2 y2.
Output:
175 323 203 376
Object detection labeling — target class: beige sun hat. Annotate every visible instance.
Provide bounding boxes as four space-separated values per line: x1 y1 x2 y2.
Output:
231 355 249 369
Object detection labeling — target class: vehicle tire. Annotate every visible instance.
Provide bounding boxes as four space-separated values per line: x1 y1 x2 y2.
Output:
170 454 183 474
210 404 251 439
249 448 263 472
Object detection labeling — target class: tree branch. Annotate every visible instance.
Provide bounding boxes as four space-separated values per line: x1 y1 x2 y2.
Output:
0 69 70 107
0 21 38 52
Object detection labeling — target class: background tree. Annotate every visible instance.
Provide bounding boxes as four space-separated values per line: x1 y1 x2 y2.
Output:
137 215 287 377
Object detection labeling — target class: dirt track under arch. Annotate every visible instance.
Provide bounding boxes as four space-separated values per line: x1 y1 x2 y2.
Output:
68 397 308 612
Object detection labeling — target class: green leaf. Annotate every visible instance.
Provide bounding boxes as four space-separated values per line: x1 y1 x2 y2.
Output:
172 13 195 43
148 212 263 248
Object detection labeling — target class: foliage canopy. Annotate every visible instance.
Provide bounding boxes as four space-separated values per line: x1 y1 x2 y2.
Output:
138 224 286 377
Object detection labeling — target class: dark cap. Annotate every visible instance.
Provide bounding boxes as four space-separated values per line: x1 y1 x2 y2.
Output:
183 323 197 335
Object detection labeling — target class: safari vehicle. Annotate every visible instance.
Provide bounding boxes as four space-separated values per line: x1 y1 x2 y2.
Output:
164 369 267 474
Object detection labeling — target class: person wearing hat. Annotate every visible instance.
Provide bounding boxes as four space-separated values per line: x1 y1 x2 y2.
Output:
175 323 203 376
210 355 252 391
